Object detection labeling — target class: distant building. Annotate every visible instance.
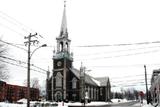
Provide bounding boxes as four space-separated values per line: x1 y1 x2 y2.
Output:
47 3 111 102
0 80 39 102
151 69 160 85
150 69 160 104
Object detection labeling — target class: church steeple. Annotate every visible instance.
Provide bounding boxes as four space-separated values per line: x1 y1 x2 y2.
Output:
60 0 68 37
56 0 71 56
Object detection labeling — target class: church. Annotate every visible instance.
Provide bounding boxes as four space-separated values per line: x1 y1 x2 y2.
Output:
47 2 111 102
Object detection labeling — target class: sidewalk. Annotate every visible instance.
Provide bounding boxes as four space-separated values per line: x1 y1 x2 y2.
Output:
57 102 110 107
58 100 138 107
132 100 154 107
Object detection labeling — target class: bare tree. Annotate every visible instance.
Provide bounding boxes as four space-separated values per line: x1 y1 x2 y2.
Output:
0 42 9 81
30 77 40 89
23 77 40 89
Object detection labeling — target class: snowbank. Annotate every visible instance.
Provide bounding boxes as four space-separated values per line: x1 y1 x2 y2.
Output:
111 98 128 103
17 98 27 104
0 102 26 107
0 100 154 107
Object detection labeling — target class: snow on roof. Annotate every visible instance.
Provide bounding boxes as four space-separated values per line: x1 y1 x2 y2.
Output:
70 68 98 86
95 77 109 86
91 77 101 86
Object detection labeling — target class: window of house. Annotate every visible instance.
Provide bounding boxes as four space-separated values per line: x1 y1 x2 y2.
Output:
56 72 62 87
88 87 90 97
94 88 96 100
72 77 77 89
100 88 103 96
91 87 93 99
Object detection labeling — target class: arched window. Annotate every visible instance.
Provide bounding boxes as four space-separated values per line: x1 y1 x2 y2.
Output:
72 77 77 89
56 72 62 87
60 42 63 52
66 42 68 51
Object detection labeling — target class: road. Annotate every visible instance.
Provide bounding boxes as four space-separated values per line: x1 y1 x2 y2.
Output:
97 101 141 107
68 101 141 107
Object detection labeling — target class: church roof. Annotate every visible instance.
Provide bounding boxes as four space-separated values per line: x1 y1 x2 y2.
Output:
70 68 109 87
94 77 110 86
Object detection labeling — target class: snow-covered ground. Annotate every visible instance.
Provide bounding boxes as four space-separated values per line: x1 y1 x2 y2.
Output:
133 100 154 107
0 99 154 107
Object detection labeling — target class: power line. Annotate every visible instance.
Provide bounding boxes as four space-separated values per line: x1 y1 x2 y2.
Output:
111 74 152 79
0 22 25 37
111 78 151 83
12 41 160 49
75 49 160 61
0 39 27 52
74 45 160 56
0 59 46 74
0 55 48 73
31 64 48 72
0 11 44 38
75 41 160 47
112 84 151 87
89 63 160 68
2 39 160 56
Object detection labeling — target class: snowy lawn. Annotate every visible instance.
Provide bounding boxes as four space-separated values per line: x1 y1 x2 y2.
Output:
0 102 26 107
0 99 155 107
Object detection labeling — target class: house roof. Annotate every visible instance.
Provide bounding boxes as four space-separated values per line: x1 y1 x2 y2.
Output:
70 68 109 87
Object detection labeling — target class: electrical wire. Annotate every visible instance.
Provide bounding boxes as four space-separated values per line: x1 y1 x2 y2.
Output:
0 55 48 73
75 41 160 47
0 39 27 52
0 59 46 74
0 11 44 38
112 84 151 87
75 49 160 61
111 74 152 79
89 63 160 68
0 22 25 37
74 45 160 56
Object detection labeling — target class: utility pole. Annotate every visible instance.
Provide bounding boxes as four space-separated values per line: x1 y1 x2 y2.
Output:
46 66 50 100
84 67 86 107
52 70 54 101
144 65 149 104
52 51 55 102
83 67 91 107
24 33 38 107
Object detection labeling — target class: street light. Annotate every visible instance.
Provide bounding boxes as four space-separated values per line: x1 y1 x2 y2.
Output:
27 44 47 107
30 44 47 58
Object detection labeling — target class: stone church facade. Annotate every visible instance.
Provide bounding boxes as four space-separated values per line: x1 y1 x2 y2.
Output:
47 3 111 102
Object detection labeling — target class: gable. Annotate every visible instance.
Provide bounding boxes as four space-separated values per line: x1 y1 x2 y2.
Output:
70 68 98 86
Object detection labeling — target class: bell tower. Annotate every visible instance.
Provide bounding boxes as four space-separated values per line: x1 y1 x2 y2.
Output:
52 1 73 101
56 1 71 55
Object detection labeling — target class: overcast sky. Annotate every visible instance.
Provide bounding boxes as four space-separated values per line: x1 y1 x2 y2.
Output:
0 0 160 92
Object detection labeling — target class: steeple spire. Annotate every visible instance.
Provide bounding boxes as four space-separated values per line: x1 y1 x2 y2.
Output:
60 0 68 37
56 0 71 54
64 0 66 7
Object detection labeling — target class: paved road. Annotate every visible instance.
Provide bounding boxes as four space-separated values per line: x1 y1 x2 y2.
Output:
98 101 140 107
68 101 141 107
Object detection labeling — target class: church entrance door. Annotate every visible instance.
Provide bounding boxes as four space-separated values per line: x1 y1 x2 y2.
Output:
55 91 62 101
